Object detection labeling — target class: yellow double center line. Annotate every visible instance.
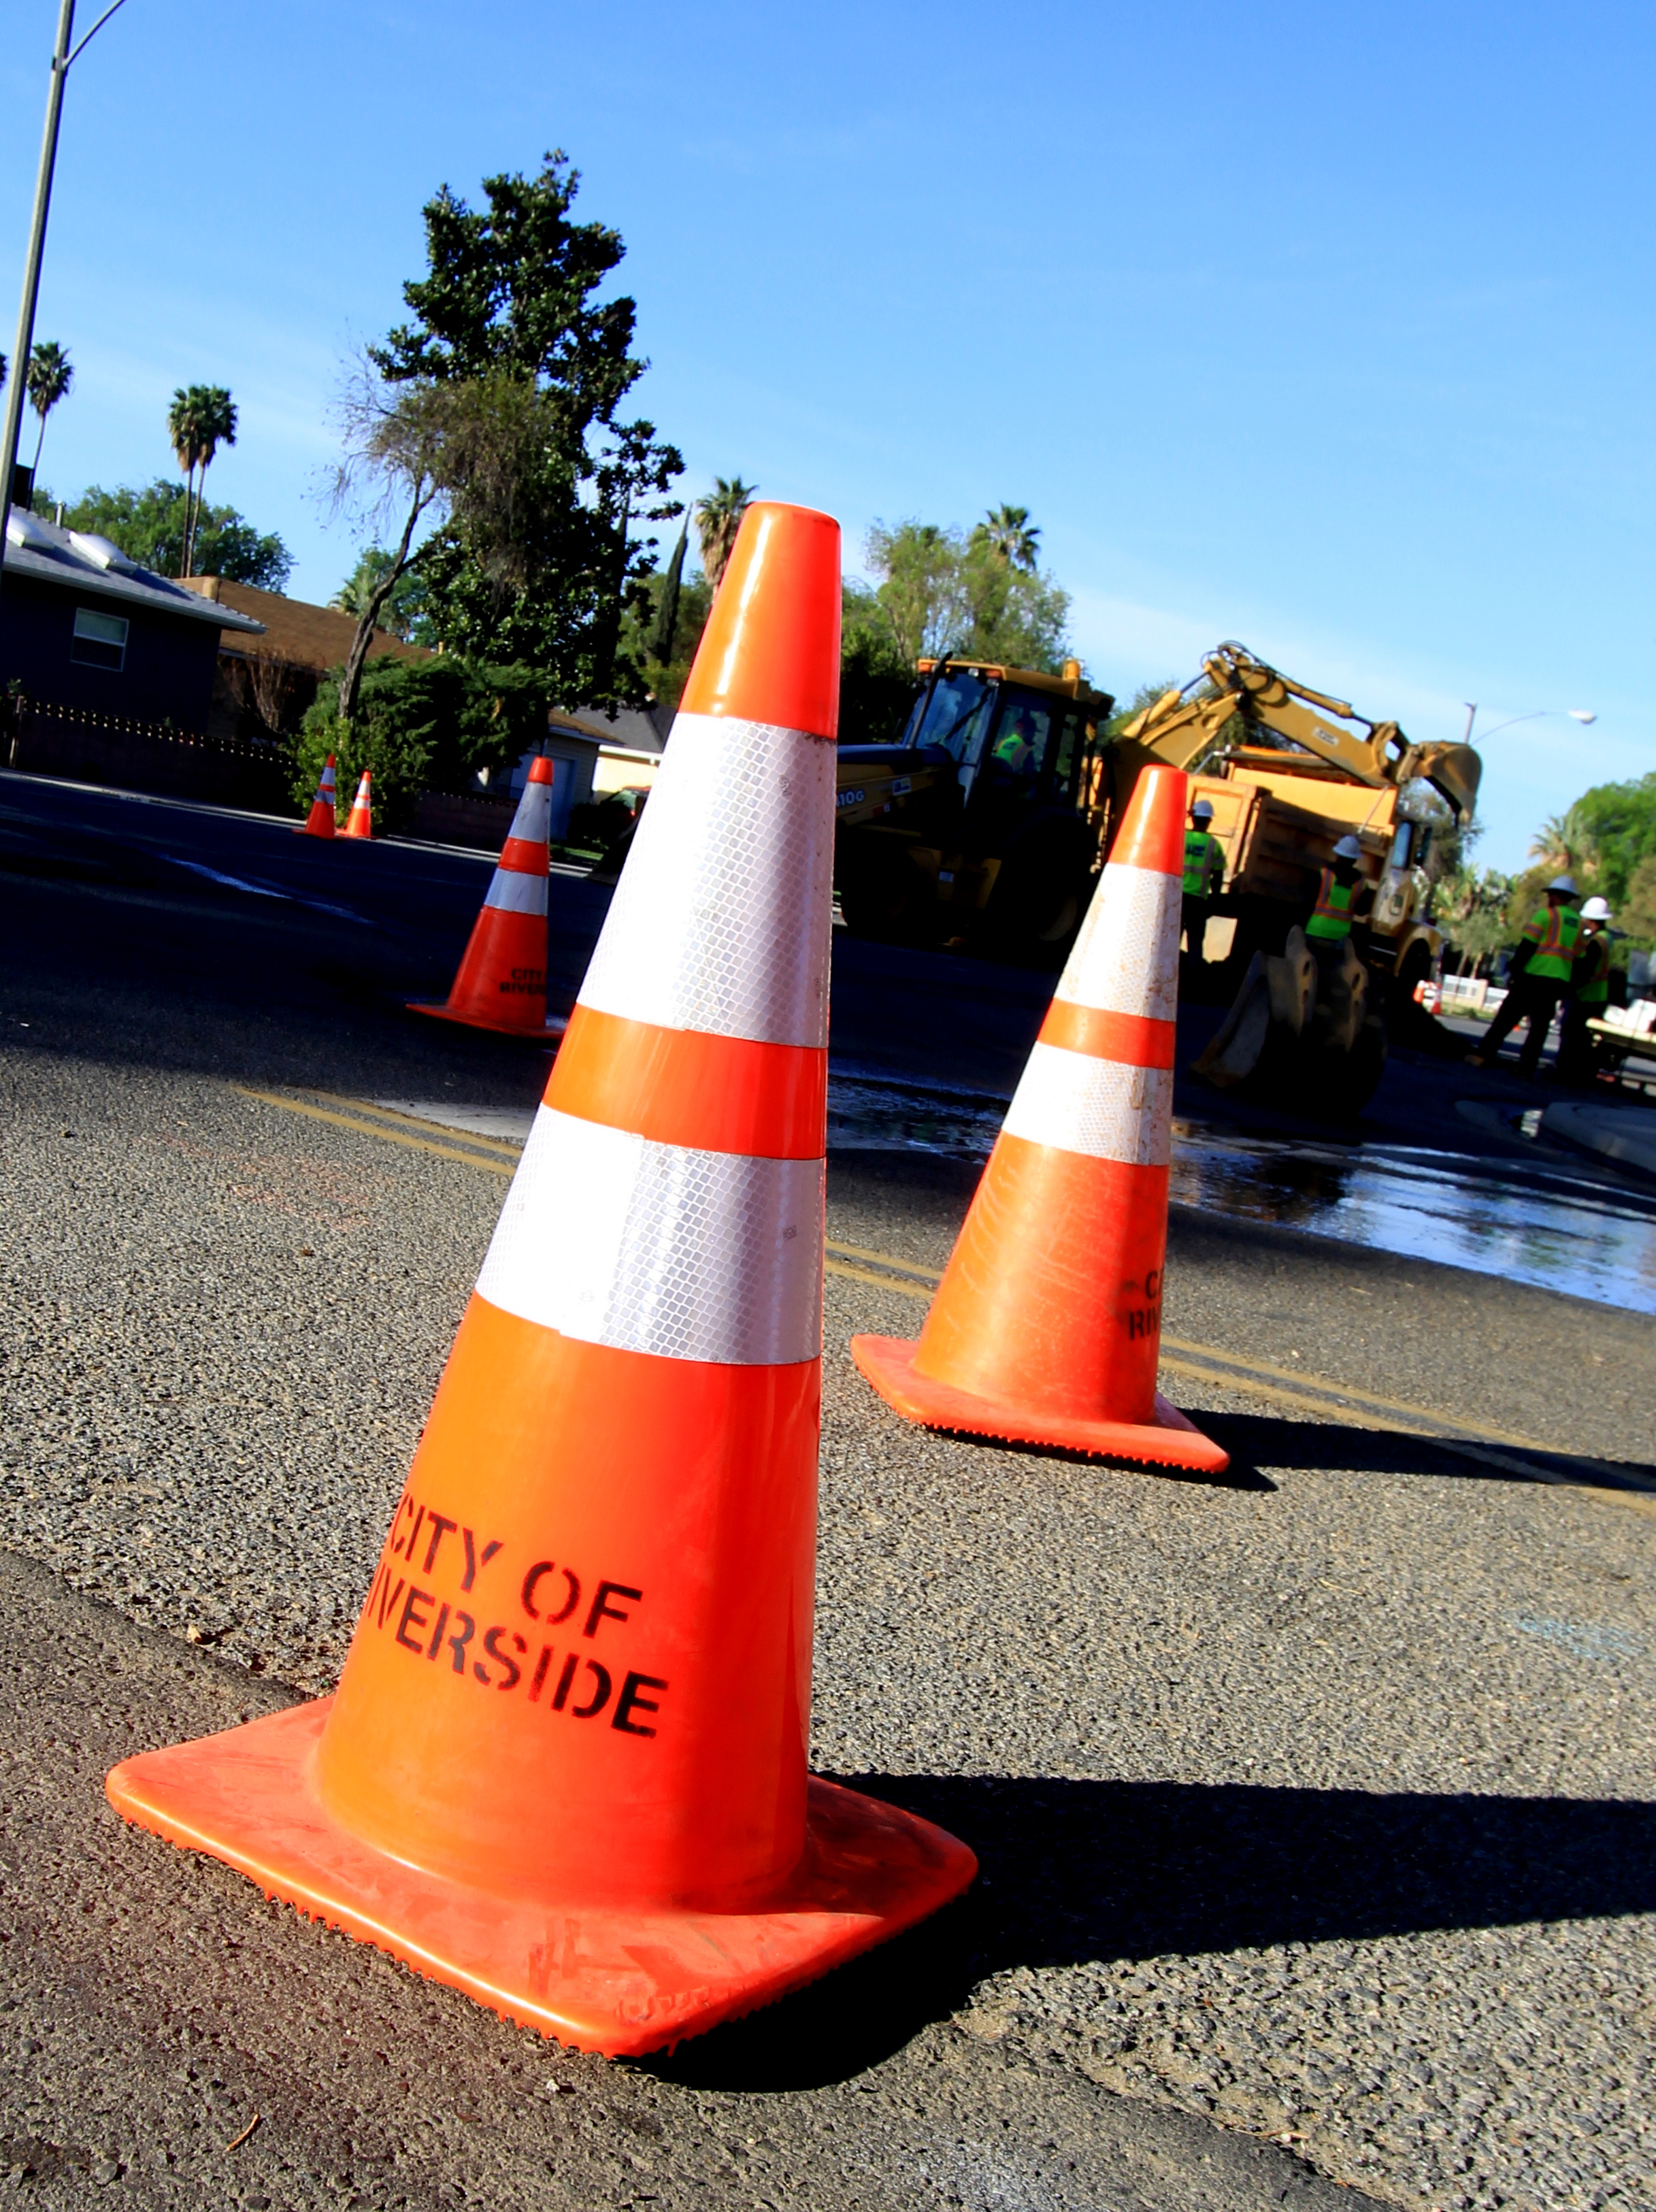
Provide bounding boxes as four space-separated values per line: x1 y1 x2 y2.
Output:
235 1085 1656 1515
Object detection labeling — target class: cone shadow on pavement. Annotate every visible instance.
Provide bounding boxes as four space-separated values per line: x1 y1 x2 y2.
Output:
851 764 1227 1475
106 502 976 2057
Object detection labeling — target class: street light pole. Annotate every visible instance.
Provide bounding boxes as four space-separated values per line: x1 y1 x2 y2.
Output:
0 0 129 623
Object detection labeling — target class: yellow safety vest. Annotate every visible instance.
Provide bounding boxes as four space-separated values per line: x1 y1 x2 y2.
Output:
1182 829 1220 897
1523 902 1581 983
1574 931 1610 1004
1306 868 1355 942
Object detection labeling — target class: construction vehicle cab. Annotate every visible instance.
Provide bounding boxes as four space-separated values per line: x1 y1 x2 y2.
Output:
835 657 1113 963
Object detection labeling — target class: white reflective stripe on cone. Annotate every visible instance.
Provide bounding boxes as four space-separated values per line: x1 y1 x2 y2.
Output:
484 869 549 917
1054 864 1181 1022
507 778 552 845
476 1105 825 1366
576 713 835 1050
1001 1042 1174 1168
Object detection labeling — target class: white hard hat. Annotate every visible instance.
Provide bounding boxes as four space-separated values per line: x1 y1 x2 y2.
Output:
1333 834 1363 861
1581 895 1612 921
1546 874 1577 896
1191 797 1214 819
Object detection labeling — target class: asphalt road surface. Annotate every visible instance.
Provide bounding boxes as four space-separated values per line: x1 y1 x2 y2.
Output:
1 771 1653 2212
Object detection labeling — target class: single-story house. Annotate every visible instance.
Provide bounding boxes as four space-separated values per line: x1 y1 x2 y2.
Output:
175 576 427 742
2 507 264 729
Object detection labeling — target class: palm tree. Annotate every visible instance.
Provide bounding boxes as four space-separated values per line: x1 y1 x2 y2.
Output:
693 476 757 593
167 387 210 576
26 342 73 479
188 385 237 574
975 504 1040 572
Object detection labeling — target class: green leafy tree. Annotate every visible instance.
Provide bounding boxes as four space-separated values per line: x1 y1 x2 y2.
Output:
840 579 916 744
24 341 72 478
291 657 548 833
1437 862 1516 974
1620 854 1656 950
693 477 757 593
862 515 1072 673
332 546 434 644
1563 770 1656 912
369 152 682 707
49 480 289 589
625 561 714 715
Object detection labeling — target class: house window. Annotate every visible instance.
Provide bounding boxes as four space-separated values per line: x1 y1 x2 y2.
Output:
71 606 129 672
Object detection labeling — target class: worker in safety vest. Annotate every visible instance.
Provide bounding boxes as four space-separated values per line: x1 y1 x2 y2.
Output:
1181 797 1224 968
1557 895 1614 1084
1304 833 1369 976
1467 874 1583 1079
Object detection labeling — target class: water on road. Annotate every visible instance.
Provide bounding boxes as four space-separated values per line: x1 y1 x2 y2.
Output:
825 1070 1656 1315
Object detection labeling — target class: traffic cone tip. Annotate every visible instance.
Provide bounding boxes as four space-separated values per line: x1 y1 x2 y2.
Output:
680 504 841 740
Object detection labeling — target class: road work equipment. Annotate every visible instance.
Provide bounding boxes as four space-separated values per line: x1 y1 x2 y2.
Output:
408 758 563 1036
105 502 976 2058
341 769 373 840
299 755 337 838
850 763 1227 1474
833 656 1115 965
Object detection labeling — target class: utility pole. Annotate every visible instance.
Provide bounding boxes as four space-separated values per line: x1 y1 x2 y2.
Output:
0 0 129 624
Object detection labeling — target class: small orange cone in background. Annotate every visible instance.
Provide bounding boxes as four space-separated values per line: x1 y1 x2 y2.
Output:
299 753 337 837
408 757 561 1036
340 768 374 840
852 763 1227 1475
105 503 976 2057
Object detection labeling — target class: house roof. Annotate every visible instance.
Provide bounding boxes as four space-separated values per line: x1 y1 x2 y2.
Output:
176 577 431 672
3 507 265 633
550 701 674 756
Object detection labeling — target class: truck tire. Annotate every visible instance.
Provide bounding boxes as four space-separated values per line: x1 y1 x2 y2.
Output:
837 838 933 944
978 824 1092 969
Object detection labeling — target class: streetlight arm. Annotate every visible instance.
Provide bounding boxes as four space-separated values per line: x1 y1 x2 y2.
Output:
65 0 127 70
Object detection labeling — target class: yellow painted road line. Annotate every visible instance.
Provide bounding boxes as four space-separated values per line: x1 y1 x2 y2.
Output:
326 1093 525 1161
823 1236 1656 1508
233 1087 514 1176
825 1238 941 1283
233 1089 1655 1513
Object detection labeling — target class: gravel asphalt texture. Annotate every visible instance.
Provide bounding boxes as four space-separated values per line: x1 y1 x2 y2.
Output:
1 787 1653 2211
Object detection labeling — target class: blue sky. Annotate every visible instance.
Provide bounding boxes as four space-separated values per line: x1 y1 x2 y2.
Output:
2 0 1650 872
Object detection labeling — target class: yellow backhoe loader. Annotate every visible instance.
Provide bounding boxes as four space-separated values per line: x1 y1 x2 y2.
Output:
833 642 1480 1112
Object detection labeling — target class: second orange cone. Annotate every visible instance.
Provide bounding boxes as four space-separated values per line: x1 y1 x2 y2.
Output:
409 756 561 1035
340 768 374 839
852 764 1227 1474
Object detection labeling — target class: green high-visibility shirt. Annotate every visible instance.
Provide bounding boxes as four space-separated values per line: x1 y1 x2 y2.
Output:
1306 869 1355 942
1522 902 1581 983
1183 829 1221 897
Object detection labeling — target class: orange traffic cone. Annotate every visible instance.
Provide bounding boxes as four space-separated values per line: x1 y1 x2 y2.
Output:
299 754 337 837
340 768 373 840
852 763 1227 1474
408 757 561 1035
105 503 976 2057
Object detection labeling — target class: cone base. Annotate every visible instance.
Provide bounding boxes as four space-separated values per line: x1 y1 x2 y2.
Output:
850 1334 1229 1474
407 1001 568 1038
105 1700 976 2058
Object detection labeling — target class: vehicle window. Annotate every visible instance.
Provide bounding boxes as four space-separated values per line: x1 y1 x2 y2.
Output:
986 695 1055 785
1049 708 1084 797
910 670 993 765
1388 823 1412 870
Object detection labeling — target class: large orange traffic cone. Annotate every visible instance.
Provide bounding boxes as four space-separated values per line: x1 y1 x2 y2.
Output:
105 504 976 2056
408 757 561 1035
852 764 1227 1474
340 768 373 840
299 754 337 837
